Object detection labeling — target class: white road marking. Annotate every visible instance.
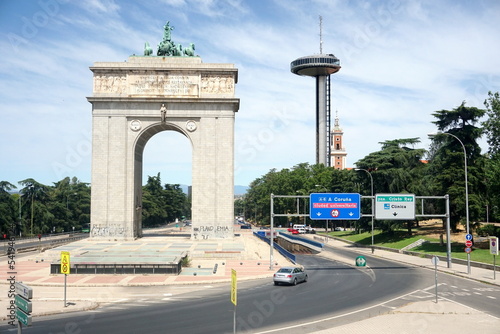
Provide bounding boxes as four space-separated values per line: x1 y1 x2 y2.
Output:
254 289 424 334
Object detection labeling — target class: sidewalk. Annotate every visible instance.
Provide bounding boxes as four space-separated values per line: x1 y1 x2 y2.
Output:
307 235 500 333
1 232 499 333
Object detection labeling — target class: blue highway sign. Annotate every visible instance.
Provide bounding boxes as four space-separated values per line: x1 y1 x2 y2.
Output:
309 193 361 220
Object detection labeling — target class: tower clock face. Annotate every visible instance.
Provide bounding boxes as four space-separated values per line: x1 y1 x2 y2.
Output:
186 120 197 132
130 120 142 131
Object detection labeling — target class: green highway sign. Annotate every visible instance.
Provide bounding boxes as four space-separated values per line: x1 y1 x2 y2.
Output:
16 308 32 327
355 256 367 267
375 194 415 220
15 294 32 313
15 281 33 327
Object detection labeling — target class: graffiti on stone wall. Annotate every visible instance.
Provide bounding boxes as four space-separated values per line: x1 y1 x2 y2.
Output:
192 225 230 240
91 224 128 237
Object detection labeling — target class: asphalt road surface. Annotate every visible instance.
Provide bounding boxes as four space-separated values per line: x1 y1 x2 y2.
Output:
4 244 500 334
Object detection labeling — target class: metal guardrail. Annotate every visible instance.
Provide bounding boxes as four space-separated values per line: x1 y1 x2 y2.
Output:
0 234 89 256
280 232 324 249
50 262 181 275
253 232 296 264
326 234 498 271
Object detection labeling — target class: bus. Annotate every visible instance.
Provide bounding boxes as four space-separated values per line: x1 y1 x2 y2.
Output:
81 223 90 233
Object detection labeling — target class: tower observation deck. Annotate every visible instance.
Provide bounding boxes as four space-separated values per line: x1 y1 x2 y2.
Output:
290 53 341 167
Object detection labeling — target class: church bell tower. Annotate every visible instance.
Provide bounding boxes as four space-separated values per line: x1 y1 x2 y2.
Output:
330 111 347 170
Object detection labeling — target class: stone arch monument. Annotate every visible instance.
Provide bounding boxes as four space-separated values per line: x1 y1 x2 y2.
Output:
87 28 239 240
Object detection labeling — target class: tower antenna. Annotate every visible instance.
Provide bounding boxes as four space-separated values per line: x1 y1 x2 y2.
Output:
319 15 323 54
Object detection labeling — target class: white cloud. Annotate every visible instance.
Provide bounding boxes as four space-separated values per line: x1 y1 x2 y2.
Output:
1 0 499 188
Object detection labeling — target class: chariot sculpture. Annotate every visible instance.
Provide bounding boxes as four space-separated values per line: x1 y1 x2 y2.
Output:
143 21 197 57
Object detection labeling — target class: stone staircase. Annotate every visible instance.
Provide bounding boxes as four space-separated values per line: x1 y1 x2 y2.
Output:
401 238 428 252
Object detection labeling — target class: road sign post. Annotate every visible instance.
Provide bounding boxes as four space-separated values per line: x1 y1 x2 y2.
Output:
490 237 498 280
15 282 33 332
431 256 439 303
61 251 70 307
310 193 361 220
375 194 415 220
231 269 237 334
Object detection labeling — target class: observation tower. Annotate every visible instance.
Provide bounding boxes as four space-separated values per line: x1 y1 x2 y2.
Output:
290 17 341 166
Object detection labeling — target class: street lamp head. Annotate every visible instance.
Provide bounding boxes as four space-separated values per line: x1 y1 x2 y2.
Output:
428 132 443 138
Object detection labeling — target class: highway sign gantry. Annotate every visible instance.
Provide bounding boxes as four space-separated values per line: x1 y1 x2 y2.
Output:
375 194 415 220
309 193 361 220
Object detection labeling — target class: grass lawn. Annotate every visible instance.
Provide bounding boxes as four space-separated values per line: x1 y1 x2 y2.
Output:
322 230 497 265
414 243 496 265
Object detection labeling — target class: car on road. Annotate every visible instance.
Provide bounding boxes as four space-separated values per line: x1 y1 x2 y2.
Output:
273 266 308 286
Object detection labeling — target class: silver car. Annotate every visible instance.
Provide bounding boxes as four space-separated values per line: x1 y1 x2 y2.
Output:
273 266 308 286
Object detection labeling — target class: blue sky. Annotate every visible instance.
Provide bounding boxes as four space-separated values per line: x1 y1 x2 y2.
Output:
1 0 499 188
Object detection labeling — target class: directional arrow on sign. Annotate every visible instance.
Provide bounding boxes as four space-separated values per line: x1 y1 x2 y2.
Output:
356 257 367 266
393 212 398 216
316 212 322 217
349 212 353 216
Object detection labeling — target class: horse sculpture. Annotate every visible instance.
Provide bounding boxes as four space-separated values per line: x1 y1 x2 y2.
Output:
183 43 195 57
144 42 153 56
157 40 173 56
172 43 183 56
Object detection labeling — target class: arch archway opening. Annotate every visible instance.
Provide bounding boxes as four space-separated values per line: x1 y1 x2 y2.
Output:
135 123 192 237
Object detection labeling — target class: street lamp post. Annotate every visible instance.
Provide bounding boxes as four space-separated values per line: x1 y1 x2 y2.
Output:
30 186 34 236
355 169 374 246
429 132 470 274
315 185 329 232
18 194 22 237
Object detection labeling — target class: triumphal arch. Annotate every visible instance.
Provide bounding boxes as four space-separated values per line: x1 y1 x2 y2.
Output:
87 22 239 240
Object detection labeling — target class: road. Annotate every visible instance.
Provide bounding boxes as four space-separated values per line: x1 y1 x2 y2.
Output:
3 244 500 334
0 233 88 256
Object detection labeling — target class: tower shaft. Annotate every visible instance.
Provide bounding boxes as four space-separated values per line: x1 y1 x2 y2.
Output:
316 76 331 166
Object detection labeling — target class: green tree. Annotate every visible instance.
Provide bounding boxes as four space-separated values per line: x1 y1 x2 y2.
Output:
18 178 51 235
244 163 346 228
141 173 189 227
427 102 486 232
0 181 17 236
50 177 90 232
163 184 188 222
482 91 500 222
355 138 428 235
142 173 168 227
482 91 500 156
